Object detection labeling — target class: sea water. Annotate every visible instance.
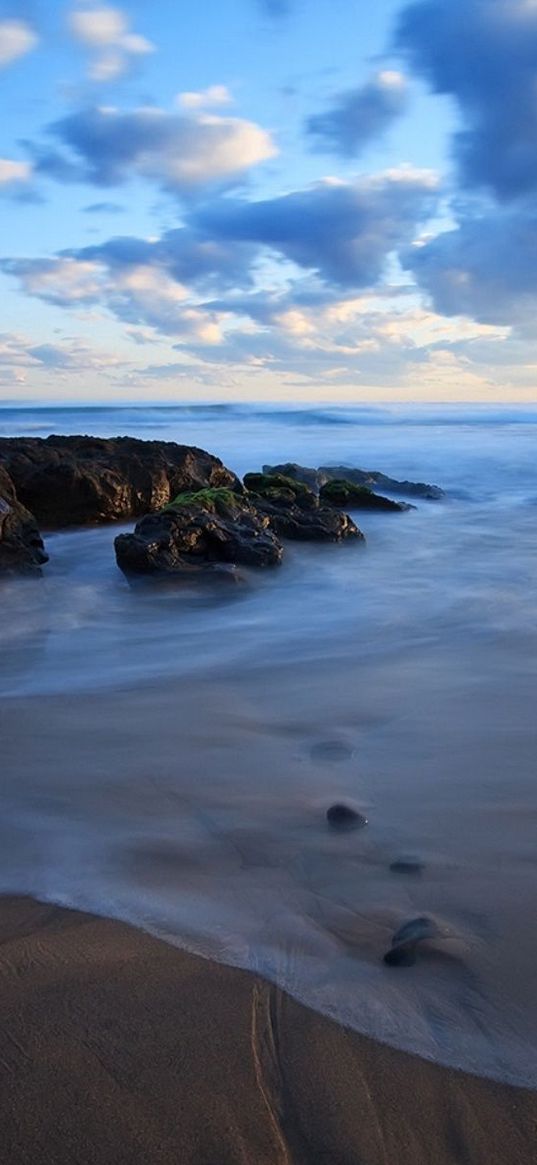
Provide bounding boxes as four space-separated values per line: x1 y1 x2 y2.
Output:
1 401 537 1087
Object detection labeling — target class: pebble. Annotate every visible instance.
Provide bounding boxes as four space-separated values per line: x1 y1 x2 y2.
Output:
326 803 368 830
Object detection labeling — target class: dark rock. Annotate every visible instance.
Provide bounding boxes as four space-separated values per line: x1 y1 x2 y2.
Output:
389 857 424 875
244 472 364 543
326 803 368 830
319 465 444 500
255 497 364 543
319 479 413 512
0 466 48 577
383 946 417 967
262 462 327 492
383 915 440 967
115 488 283 580
0 435 241 528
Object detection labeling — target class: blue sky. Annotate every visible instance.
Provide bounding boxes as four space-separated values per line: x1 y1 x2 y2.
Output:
0 0 535 402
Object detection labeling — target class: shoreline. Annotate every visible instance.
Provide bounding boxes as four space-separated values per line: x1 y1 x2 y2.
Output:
0 895 535 1165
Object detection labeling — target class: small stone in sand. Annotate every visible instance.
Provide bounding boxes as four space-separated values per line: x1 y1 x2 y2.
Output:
311 741 354 762
383 915 440 968
326 803 367 829
390 857 424 875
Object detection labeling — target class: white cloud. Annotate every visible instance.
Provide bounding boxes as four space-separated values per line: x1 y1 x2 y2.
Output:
0 160 33 186
69 5 155 81
8 258 106 304
178 85 233 110
0 19 38 67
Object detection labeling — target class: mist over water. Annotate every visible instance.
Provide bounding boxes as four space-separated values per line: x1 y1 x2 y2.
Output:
2 402 537 1087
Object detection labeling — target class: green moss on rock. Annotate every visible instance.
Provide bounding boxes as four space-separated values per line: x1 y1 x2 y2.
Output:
163 487 242 515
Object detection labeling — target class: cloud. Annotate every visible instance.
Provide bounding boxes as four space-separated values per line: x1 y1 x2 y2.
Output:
403 205 537 324
0 331 128 381
0 18 38 66
68 4 155 81
177 85 233 110
2 257 107 304
307 71 408 156
396 0 537 200
194 168 439 285
0 159 33 187
82 200 123 213
3 169 440 357
35 105 277 194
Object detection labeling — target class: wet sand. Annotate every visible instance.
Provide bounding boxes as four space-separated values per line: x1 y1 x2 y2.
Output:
0 895 535 1165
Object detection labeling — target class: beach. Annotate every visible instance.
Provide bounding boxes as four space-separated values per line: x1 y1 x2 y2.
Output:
0 894 535 1165
1 403 537 1156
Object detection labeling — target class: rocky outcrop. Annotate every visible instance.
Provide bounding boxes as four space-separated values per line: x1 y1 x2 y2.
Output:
0 435 240 528
263 462 444 500
319 479 413 512
318 465 444 500
115 489 283 580
244 472 364 542
0 467 48 577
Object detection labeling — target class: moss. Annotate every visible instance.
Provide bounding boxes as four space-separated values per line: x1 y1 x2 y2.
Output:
163 487 242 514
243 472 311 498
320 479 372 501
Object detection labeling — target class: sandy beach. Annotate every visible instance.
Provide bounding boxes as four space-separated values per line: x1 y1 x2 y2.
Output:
0 895 535 1164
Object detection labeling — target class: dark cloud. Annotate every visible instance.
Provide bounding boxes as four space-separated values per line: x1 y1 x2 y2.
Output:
31 105 276 195
193 171 438 285
403 204 537 324
396 0 537 200
307 72 408 157
77 228 258 291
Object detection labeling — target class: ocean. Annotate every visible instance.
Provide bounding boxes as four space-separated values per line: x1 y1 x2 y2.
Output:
1 401 537 1087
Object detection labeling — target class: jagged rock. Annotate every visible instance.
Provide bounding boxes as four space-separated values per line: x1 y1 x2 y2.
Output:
319 465 444 500
0 436 240 528
319 479 413 512
0 466 48 577
115 488 283 580
244 472 364 543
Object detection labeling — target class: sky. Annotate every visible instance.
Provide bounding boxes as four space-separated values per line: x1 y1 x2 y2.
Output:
0 0 536 403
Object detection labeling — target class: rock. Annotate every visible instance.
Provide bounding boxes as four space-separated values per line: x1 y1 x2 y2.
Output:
319 465 444 500
319 479 414 512
244 472 364 543
383 946 417 967
243 472 319 510
256 497 364 543
389 857 424 875
0 466 48 577
383 915 440 967
115 488 283 580
326 803 368 830
262 463 327 492
0 436 241 528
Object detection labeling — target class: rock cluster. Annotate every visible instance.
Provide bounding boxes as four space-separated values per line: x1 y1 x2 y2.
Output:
115 478 363 580
263 461 444 500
